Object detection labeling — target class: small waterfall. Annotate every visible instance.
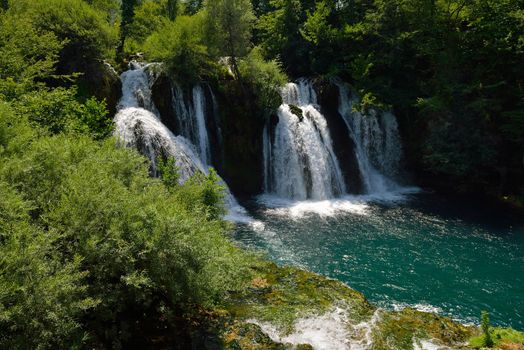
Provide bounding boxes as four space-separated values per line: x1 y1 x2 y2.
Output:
114 107 205 182
114 62 256 225
118 61 160 115
115 62 205 181
170 83 211 165
264 80 347 200
336 82 402 194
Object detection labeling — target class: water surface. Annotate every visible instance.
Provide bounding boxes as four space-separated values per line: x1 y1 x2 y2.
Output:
234 193 524 329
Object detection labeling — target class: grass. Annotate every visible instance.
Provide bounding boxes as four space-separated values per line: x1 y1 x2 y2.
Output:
469 327 524 349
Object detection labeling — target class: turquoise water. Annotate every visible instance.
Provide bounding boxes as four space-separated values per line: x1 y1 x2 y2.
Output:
234 193 524 329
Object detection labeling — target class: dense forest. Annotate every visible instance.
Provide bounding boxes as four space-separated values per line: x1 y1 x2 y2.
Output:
0 0 523 349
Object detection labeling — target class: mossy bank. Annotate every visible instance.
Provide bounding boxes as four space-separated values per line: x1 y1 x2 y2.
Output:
187 261 523 350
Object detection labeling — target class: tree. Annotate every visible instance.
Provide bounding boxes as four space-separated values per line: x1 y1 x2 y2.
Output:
9 0 117 75
118 0 138 58
481 311 494 347
205 0 255 79
257 0 311 76
167 0 178 20
1 0 8 11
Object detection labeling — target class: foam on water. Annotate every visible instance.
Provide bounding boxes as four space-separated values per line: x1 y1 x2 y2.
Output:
249 308 381 350
391 302 443 314
256 186 420 219
257 195 369 219
413 339 451 350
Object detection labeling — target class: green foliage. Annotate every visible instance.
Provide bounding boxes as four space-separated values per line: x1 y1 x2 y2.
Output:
0 107 253 347
256 0 524 194
257 0 310 75
157 156 180 190
11 87 111 138
124 0 170 53
0 102 34 156
166 0 179 20
470 326 524 349
0 185 96 349
118 0 138 57
239 47 287 113
0 14 61 99
11 0 117 71
481 311 494 347
204 0 256 78
144 13 214 83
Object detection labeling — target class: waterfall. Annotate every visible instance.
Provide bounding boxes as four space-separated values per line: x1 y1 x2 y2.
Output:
114 62 257 225
170 83 211 166
115 62 205 181
336 82 402 194
264 80 347 200
114 107 205 182
118 61 160 115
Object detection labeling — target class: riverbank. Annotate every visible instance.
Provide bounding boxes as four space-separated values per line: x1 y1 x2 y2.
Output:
191 261 523 349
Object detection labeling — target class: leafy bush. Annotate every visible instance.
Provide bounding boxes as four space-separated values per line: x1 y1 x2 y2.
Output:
144 13 215 83
239 47 287 113
481 311 494 347
0 182 96 350
12 87 111 138
0 14 61 99
0 107 253 347
10 0 117 72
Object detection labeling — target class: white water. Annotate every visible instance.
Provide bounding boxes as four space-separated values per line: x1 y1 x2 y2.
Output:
261 79 416 216
265 80 347 200
413 339 451 350
171 83 211 165
114 62 258 225
118 61 160 115
249 308 382 350
114 107 205 182
336 82 402 194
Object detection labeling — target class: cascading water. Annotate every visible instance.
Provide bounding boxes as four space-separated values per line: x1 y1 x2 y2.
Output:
171 83 211 165
118 61 160 115
114 107 205 182
114 62 257 225
336 82 402 194
264 80 347 200
115 62 203 181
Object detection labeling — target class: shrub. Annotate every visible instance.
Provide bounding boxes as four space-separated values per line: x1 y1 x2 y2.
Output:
0 14 61 99
144 13 216 83
481 311 494 347
12 87 111 138
0 109 253 347
10 0 117 72
239 47 288 113
0 182 96 350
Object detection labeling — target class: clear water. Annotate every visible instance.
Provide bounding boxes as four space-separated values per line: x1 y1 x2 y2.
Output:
234 193 524 329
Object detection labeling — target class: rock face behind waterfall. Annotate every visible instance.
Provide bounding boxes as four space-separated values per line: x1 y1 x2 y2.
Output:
152 75 264 196
315 82 366 194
